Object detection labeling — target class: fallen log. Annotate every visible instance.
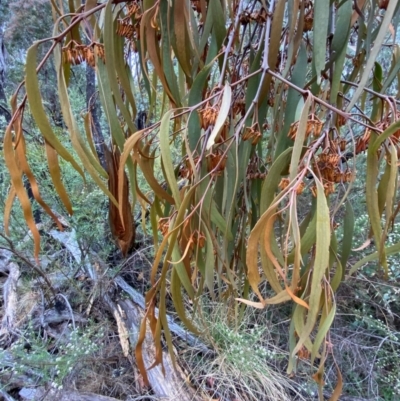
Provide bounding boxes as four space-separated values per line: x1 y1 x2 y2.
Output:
117 298 201 401
47 229 210 353
40 228 207 399
114 276 210 354
18 387 125 401
0 262 20 345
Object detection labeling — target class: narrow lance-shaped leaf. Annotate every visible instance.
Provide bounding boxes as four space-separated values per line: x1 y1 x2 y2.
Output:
313 0 329 84
366 120 400 276
289 95 311 180
346 0 398 111
159 110 182 208
340 199 354 279
330 0 352 104
3 123 41 259
293 176 330 356
349 241 400 276
25 43 84 179
173 0 193 82
206 83 232 150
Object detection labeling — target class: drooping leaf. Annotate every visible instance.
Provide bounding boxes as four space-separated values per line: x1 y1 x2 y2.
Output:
206 83 232 150
346 0 398 111
293 176 330 356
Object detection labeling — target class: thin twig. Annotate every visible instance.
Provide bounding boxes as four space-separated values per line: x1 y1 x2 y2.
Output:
0 236 56 296
55 293 76 330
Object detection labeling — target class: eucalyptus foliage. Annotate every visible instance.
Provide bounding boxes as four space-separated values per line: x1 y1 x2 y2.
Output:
4 0 400 397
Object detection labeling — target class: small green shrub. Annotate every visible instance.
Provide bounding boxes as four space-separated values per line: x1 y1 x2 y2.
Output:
0 322 103 390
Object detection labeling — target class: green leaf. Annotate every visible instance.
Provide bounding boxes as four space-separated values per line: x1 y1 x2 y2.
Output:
372 62 383 92
289 95 311 180
330 0 352 104
346 0 398 111
159 0 181 105
275 43 307 158
25 43 84 178
313 0 329 84
53 39 118 205
340 199 354 279
187 62 213 151
159 110 181 208
293 177 330 356
209 0 226 53
331 0 352 58
171 267 200 333
103 1 137 136
349 241 400 276
311 302 336 365
366 120 400 275
382 45 400 93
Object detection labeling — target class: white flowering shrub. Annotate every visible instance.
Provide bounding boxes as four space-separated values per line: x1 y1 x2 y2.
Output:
356 313 400 399
208 321 277 373
0 323 103 389
352 214 400 280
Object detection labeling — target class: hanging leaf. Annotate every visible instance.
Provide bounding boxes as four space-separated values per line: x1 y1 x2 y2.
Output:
206 83 232 150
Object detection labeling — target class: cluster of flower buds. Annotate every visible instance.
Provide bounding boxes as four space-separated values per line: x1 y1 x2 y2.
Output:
207 151 227 176
189 230 206 249
239 9 268 25
158 217 170 236
62 42 105 67
179 157 199 179
116 21 136 41
200 106 218 130
288 114 323 140
242 123 262 145
278 177 305 195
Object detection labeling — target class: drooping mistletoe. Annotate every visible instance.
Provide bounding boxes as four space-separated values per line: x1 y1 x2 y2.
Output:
4 0 400 396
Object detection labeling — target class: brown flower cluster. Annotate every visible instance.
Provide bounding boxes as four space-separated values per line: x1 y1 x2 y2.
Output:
278 177 305 195
232 97 246 117
62 41 104 67
246 156 267 180
200 107 218 129
288 115 323 140
179 157 199 179
310 150 354 196
355 130 371 154
247 172 267 180
116 21 136 41
336 114 348 127
207 151 227 176
242 124 262 145
355 112 400 156
191 0 202 13
379 0 389 9
303 5 314 32
158 217 170 236
116 2 142 45
239 9 268 25
189 230 206 249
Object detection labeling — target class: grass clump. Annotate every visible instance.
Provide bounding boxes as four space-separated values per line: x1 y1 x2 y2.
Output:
181 301 306 401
